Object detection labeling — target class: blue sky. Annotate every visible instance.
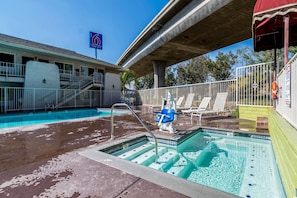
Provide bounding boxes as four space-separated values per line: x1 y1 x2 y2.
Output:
0 0 252 64
207 39 253 60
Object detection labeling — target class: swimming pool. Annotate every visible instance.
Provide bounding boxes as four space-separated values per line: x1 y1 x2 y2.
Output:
80 129 286 198
0 108 126 128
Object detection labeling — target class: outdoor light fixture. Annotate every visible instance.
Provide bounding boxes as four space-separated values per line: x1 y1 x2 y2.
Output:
43 78 46 84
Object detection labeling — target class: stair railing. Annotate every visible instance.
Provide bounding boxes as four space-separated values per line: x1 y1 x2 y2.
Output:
110 103 158 160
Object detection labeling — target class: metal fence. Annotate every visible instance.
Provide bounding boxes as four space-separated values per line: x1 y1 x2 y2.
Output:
137 62 276 111
137 80 237 111
276 53 297 129
236 62 274 107
0 87 120 113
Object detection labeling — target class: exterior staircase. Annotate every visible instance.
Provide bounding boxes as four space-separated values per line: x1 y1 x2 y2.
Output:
57 73 103 107
41 72 104 109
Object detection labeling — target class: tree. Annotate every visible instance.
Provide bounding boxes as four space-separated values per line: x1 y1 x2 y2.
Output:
289 46 297 55
120 69 136 94
176 56 211 84
210 51 237 81
235 46 297 72
236 46 275 66
135 73 154 89
165 66 177 86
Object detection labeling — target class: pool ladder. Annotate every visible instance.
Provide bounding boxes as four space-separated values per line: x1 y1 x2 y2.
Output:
110 103 158 160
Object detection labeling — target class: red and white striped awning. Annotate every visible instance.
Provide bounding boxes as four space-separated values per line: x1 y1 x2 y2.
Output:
252 0 297 52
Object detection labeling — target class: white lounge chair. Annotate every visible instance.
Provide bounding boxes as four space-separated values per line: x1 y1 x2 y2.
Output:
147 97 167 112
191 92 228 121
181 96 211 114
175 96 185 109
176 93 195 111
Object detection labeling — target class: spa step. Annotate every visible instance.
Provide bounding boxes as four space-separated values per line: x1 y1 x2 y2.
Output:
182 151 203 162
166 155 191 178
131 146 167 165
149 150 180 171
117 143 154 160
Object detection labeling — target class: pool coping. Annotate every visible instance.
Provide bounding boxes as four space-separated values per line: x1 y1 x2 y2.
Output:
79 132 240 198
0 108 131 131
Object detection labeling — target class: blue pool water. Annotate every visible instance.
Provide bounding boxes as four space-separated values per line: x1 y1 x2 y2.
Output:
111 131 286 198
0 109 123 128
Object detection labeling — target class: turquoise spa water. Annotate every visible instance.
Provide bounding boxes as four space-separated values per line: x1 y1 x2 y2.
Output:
111 131 286 198
0 109 123 128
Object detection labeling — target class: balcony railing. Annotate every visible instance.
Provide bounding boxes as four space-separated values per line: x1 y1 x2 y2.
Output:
0 62 26 77
0 62 104 86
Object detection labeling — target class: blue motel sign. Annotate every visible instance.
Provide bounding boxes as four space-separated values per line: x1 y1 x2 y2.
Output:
89 32 102 49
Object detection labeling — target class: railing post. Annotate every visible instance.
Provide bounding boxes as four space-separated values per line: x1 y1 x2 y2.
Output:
98 87 101 108
75 90 77 108
236 67 238 107
5 63 8 78
209 82 211 98
56 89 58 110
89 90 92 108
22 64 25 77
4 87 7 113
33 88 35 112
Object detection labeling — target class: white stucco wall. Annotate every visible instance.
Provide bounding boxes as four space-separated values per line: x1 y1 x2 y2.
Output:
23 61 60 109
24 61 60 89
103 73 121 107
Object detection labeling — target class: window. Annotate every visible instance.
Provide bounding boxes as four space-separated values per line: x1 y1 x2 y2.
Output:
38 59 49 63
65 64 73 73
88 68 94 75
55 62 63 71
22 56 34 64
81 66 95 76
97 69 104 74
80 66 88 76
55 62 73 74
0 53 14 63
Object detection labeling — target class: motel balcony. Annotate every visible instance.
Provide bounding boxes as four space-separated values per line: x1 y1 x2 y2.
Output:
0 61 104 88
0 61 26 82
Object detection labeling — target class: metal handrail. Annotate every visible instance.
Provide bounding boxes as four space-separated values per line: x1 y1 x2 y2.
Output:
110 103 158 159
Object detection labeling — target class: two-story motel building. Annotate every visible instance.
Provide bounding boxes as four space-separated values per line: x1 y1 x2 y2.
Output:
0 33 123 113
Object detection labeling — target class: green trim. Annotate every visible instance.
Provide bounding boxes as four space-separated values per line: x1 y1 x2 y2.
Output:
269 110 297 198
238 106 270 121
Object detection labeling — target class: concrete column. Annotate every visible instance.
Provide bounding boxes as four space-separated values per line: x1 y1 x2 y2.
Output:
153 60 166 88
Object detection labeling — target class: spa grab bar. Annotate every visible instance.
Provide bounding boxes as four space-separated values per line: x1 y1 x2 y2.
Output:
110 103 158 159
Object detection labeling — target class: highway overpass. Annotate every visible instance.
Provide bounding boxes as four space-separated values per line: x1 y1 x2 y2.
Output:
117 0 257 87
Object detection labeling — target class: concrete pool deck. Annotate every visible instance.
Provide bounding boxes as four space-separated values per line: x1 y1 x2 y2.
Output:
0 106 267 197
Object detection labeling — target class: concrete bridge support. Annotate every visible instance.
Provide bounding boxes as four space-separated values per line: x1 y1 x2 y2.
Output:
153 60 166 88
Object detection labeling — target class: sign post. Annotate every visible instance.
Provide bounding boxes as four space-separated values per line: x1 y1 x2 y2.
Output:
89 32 103 59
